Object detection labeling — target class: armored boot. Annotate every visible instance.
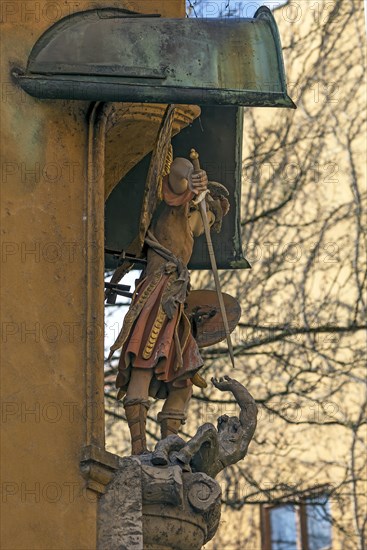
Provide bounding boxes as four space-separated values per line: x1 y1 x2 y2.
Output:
157 410 186 439
123 398 150 455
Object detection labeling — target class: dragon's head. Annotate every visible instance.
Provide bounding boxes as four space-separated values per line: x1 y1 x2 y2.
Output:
217 415 242 442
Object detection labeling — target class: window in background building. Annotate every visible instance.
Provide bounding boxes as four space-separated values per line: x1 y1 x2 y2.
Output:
261 497 332 550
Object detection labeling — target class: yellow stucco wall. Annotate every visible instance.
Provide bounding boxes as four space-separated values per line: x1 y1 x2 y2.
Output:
0 1 185 549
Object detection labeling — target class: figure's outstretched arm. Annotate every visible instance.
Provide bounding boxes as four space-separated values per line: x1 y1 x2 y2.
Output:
212 376 258 437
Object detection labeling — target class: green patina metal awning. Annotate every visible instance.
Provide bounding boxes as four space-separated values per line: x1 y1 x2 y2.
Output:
15 7 295 108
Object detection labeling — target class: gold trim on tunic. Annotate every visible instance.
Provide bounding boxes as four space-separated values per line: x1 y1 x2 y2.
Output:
142 273 175 359
142 305 167 359
109 271 162 356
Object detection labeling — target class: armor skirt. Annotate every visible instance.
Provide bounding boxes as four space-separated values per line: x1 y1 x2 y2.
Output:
115 270 203 399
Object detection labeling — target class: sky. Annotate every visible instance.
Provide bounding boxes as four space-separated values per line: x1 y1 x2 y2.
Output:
186 0 287 18
187 1 367 33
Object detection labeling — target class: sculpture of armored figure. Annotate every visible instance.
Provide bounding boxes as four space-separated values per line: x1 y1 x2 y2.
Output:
102 108 258 550
108 112 231 455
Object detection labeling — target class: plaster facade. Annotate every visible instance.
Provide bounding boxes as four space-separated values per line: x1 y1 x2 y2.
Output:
1 2 186 549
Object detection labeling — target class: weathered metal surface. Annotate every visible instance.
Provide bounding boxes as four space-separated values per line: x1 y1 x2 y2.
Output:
15 7 295 108
105 106 250 271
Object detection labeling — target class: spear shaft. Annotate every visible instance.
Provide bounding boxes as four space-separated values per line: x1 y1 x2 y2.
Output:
190 149 235 368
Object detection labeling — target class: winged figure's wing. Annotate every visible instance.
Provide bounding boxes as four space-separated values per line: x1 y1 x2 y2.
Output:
107 104 175 292
138 103 175 248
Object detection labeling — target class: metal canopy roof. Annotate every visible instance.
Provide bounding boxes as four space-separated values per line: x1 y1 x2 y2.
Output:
15 7 296 108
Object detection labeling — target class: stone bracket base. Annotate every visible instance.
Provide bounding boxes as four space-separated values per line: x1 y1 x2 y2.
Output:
80 445 120 494
96 455 221 550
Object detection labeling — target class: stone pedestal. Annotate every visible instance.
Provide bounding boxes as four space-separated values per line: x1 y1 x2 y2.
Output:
97 456 221 550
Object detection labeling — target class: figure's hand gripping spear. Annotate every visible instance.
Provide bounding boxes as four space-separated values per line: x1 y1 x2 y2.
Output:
190 149 235 369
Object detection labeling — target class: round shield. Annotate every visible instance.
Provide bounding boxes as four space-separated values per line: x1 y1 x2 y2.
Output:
184 290 241 348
